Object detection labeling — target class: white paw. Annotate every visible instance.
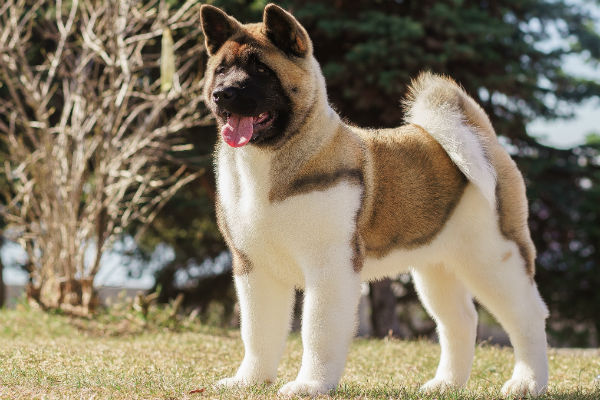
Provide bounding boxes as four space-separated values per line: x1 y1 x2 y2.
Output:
278 380 333 397
501 376 546 397
420 377 457 394
216 376 248 388
216 375 264 388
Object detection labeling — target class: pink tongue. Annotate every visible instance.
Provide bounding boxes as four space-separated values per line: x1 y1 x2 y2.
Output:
221 114 254 147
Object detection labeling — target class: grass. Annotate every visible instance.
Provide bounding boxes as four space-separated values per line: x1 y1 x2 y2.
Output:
0 304 599 399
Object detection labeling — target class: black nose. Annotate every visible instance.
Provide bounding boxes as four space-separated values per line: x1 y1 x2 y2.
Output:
212 87 238 105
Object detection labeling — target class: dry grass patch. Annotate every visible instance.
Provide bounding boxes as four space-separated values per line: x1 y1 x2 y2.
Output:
0 307 599 399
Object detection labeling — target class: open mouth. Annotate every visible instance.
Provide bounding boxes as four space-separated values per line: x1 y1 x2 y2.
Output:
221 111 275 148
253 111 274 130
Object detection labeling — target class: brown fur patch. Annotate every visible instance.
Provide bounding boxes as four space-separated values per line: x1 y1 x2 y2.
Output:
502 251 512 262
496 183 536 275
359 124 467 258
351 232 364 273
220 39 250 59
232 249 253 275
289 168 363 196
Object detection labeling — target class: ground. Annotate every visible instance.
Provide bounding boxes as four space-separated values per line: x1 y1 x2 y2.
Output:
0 306 599 399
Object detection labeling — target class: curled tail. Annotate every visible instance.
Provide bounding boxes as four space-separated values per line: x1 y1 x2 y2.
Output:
404 72 497 209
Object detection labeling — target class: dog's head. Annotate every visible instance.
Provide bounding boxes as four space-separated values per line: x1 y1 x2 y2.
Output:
201 3 319 148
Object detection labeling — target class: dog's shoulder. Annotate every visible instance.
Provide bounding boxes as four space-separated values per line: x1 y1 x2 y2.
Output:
269 124 366 203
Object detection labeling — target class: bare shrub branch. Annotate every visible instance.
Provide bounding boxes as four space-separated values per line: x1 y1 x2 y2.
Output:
0 0 208 315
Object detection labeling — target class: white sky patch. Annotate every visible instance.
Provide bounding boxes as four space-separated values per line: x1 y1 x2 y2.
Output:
2 237 174 289
527 1 600 148
529 98 599 148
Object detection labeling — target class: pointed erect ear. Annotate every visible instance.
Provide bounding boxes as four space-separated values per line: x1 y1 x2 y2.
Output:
263 3 312 57
200 5 241 55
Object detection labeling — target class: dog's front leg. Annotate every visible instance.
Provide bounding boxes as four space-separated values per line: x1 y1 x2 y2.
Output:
217 267 295 388
279 253 361 397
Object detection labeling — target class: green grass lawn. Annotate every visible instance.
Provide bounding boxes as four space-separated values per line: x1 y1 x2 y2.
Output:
0 306 598 399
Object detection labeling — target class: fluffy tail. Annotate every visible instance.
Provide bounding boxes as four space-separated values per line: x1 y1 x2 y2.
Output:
404 72 497 209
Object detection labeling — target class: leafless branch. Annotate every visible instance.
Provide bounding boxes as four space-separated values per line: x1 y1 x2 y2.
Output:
0 0 209 315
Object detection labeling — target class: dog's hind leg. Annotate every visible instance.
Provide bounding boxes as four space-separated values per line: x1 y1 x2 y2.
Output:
217 267 295 387
413 263 478 393
454 246 549 397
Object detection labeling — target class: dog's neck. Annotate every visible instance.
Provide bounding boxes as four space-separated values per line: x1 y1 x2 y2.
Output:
271 62 341 160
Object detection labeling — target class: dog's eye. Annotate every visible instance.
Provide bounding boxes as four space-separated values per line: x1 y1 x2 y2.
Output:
256 63 268 74
215 66 226 75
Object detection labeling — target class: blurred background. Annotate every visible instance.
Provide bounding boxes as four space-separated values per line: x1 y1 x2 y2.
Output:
1 0 599 347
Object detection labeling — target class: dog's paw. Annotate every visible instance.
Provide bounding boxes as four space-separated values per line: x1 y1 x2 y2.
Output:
215 376 248 388
501 376 546 397
419 378 456 394
216 374 267 389
278 380 332 397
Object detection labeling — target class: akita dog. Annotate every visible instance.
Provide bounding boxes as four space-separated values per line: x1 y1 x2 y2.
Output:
200 3 549 397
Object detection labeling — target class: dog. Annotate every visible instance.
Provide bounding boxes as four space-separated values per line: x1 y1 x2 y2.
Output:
200 3 549 397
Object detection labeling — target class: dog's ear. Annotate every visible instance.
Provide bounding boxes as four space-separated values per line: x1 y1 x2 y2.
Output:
200 5 242 55
263 3 312 58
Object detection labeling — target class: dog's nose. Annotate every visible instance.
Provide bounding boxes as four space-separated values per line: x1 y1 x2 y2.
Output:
212 87 238 105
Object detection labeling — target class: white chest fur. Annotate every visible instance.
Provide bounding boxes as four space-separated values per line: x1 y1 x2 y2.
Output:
216 146 362 286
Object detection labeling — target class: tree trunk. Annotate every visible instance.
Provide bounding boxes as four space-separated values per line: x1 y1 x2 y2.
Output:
26 277 99 316
369 278 401 337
